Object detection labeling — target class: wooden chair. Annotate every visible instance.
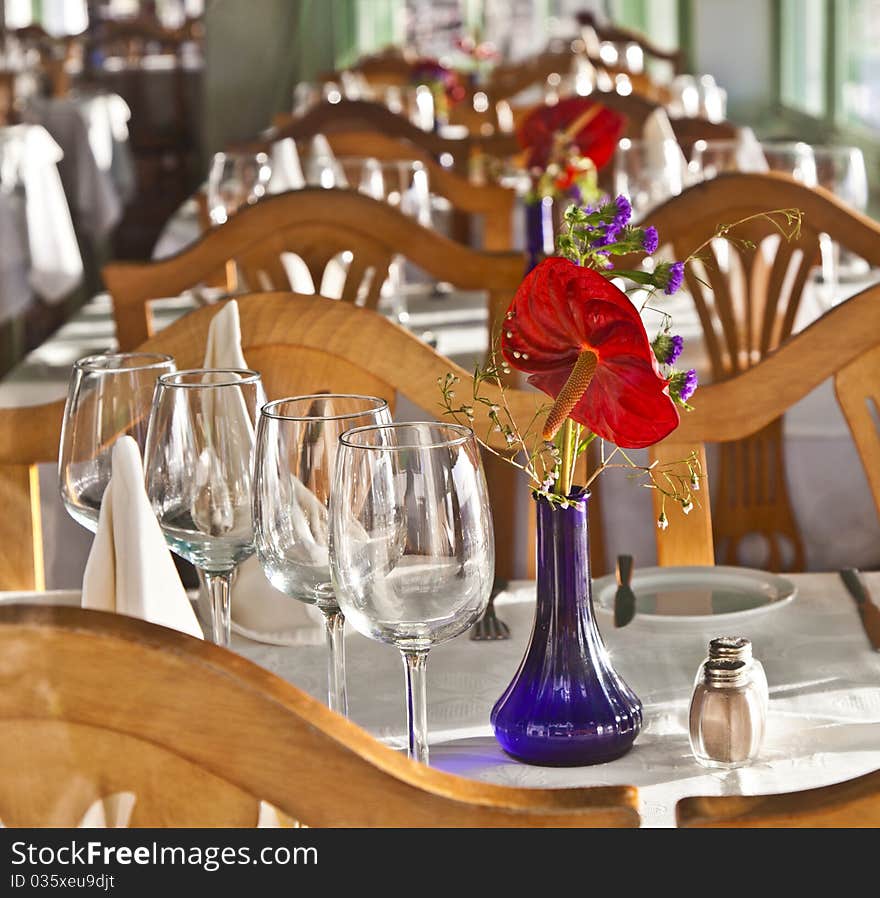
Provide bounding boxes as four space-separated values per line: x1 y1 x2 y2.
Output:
0 604 638 827
575 12 687 76
649 281 880 567
677 769 880 827
267 99 519 174
0 293 551 589
233 127 516 252
102 187 524 351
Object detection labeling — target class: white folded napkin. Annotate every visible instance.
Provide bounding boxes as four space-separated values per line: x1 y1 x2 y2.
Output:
204 301 327 645
641 108 689 196
268 137 306 194
735 127 770 173
82 436 203 639
2 124 84 302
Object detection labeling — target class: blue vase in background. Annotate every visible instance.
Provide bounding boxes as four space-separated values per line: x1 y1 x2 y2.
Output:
491 490 642 766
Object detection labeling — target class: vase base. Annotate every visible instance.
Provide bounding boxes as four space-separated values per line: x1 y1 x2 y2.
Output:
495 736 638 768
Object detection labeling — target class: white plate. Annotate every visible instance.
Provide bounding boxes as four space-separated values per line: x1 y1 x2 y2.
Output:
593 565 796 622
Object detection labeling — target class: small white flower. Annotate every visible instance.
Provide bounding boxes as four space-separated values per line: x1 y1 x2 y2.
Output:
682 501 694 515
657 512 669 531
690 474 701 491
505 433 516 445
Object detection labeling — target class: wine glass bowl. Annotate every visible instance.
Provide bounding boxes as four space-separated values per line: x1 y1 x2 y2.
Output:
329 421 494 762
207 151 273 226
59 352 176 532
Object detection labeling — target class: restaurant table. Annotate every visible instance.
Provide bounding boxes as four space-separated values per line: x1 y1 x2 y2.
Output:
5 572 880 828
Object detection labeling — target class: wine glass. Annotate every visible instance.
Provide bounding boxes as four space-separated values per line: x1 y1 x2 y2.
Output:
614 137 686 221
207 151 273 225
144 369 265 646
761 141 818 185
813 145 871 282
59 353 176 532
329 422 494 763
253 395 393 715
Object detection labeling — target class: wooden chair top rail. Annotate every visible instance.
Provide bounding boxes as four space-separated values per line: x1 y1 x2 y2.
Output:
262 99 519 159
0 604 639 827
136 292 542 447
575 13 686 72
677 769 880 827
103 187 524 302
666 281 880 445
636 171 880 260
0 292 541 468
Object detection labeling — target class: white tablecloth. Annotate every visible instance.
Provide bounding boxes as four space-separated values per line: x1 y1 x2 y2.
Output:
5 572 880 827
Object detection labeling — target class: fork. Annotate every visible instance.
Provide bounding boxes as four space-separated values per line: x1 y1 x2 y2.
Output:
471 578 510 641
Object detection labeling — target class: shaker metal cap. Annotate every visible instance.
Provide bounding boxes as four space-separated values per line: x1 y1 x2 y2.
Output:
703 658 749 686
708 636 753 661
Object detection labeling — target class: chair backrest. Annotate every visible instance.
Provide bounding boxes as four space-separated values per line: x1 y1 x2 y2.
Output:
648 282 880 567
637 173 880 569
257 129 516 251
102 188 525 351
576 12 686 75
268 99 519 168
0 293 546 590
0 604 638 827
677 769 880 827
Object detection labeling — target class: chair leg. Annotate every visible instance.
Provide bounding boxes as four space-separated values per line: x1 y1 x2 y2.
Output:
0 464 44 590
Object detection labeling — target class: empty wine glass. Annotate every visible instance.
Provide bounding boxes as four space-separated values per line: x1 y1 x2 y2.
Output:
253 394 392 715
615 137 687 220
761 141 818 185
207 151 273 225
144 369 266 646
329 422 494 763
59 353 176 532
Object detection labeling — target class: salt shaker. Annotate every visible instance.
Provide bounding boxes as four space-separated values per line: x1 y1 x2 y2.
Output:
694 636 769 715
688 659 765 768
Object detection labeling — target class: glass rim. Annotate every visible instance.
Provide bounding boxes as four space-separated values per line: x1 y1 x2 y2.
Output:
74 352 174 373
157 368 262 389
339 421 474 451
760 139 813 152
261 394 389 422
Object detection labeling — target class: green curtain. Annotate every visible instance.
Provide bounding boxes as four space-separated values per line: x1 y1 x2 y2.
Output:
203 0 405 155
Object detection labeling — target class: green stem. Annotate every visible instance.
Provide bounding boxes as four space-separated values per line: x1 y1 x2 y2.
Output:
558 418 576 497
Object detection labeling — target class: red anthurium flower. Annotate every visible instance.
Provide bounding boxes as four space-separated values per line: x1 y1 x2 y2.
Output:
517 96 627 171
501 257 680 449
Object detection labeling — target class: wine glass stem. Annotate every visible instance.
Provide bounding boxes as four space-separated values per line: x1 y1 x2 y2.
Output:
402 650 429 765
323 610 348 716
204 571 233 647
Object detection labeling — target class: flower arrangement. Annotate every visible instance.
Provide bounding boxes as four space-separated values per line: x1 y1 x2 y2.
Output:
441 199 804 528
409 58 466 121
518 97 626 209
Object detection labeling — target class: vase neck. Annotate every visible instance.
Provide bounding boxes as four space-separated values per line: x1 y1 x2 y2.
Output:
535 493 593 627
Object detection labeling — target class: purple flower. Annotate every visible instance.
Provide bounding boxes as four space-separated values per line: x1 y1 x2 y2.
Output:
670 368 698 405
641 226 659 254
612 194 632 229
654 260 685 295
652 333 684 366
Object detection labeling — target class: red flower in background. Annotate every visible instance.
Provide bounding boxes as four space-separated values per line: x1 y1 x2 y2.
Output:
501 257 679 448
517 97 627 171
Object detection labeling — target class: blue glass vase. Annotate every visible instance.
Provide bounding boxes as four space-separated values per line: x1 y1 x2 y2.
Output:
491 490 642 766
524 199 547 273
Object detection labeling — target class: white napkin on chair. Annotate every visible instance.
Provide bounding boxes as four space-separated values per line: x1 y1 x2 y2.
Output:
81 437 203 639
641 108 689 196
268 137 306 194
734 127 770 173
204 301 327 645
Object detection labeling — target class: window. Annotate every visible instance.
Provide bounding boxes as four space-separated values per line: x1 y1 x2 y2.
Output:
779 0 827 117
838 0 880 128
